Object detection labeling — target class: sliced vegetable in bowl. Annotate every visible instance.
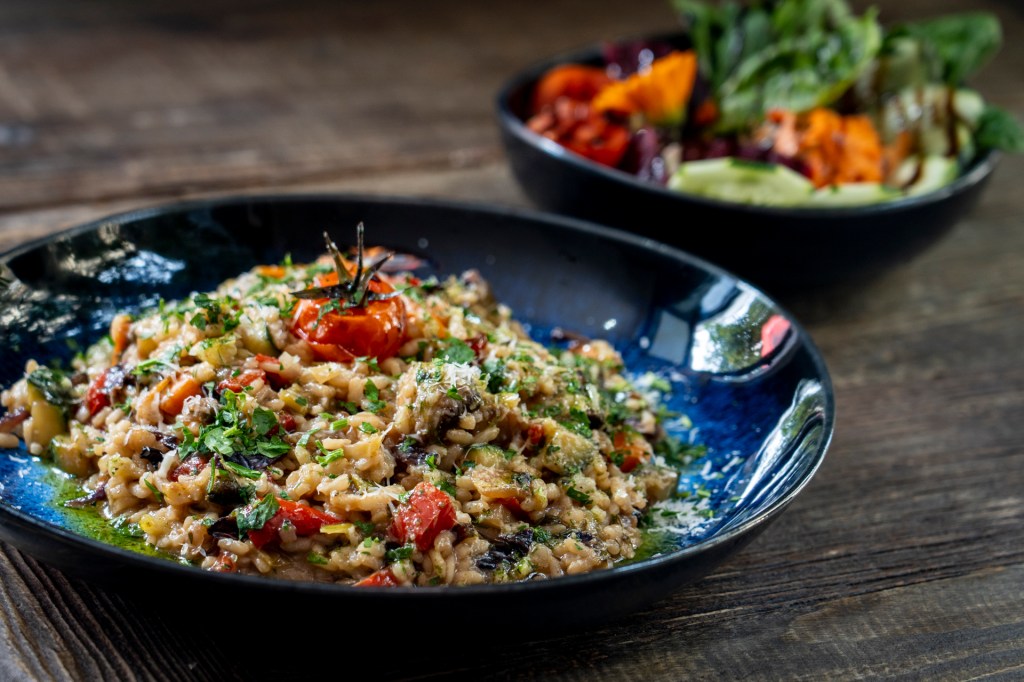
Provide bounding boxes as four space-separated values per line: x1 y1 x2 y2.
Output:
521 0 1022 207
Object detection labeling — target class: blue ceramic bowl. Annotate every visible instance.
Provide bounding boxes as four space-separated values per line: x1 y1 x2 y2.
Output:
0 195 833 629
495 35 1000 291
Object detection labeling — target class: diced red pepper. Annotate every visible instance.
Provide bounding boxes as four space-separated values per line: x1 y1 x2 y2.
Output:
85 365 130 417
86 373 112 416
247 497 340 549
466 333 488 359
276 497 339 534
253 354 290 390
278 412 297 433
390 482 458 551
612 431 648 473
497 496 529 521
216 368 266 395
168 455 208 482
210 553 237 573
526 423 546 447
354 567 401 587
246 517 283 549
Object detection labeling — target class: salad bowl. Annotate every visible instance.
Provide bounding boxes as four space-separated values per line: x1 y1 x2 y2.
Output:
496 11 1010 289
0 195 833 628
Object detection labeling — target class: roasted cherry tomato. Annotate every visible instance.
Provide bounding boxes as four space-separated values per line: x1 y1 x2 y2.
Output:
290 270 407 362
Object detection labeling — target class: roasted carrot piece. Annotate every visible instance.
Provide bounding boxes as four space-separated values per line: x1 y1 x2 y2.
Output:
159 374 202 417
593 50 697 126
110 313 132 363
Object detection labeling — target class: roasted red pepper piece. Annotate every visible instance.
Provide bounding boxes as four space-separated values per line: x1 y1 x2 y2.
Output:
354 567 401 587
390 482 457 551
85 374 111 416
612 430 649 473
247 497 340 548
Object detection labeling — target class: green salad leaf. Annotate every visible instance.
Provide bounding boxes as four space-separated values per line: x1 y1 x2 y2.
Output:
674 0 882 131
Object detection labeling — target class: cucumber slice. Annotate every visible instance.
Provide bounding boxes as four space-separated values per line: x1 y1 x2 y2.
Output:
810 182 901 206
953 89 985 128
904 155 960 196
668 158 814 206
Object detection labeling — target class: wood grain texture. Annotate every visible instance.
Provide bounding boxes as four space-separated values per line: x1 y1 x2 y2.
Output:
0 0 1023 679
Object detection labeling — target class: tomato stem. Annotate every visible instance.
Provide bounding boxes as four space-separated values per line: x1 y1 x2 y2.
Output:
291 224 399 307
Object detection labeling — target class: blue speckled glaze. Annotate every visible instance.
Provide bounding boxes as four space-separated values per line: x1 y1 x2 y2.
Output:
0 453 68 526
0 195 833 624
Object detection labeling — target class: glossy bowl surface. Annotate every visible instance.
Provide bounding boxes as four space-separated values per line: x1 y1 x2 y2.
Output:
0 195 833 629
496 35 999 290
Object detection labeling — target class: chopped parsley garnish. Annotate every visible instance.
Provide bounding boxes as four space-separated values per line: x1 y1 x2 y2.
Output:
189 292 230 330
358 422 379 435
482 359 506 393
655 436 708 466
142 477 164 503
131 357 177 376
316 447 346 466
221 460 262 480
561 408 593 438
237 494 279 533
306 552 329 566
363 380 386 412
178 390 291 467
566 486 592 505
437 337 474 365
385 543 415 564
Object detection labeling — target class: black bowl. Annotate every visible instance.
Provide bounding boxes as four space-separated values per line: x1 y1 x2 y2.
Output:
0 195 834 630
496 36 1000 291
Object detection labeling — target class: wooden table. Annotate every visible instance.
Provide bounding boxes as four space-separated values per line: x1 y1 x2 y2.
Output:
1 0 1022 679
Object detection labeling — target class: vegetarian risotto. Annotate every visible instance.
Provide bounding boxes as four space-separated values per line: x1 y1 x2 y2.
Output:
0 228 681 586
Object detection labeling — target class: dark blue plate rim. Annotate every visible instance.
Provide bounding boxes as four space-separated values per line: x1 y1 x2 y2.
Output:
0 192 835 599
